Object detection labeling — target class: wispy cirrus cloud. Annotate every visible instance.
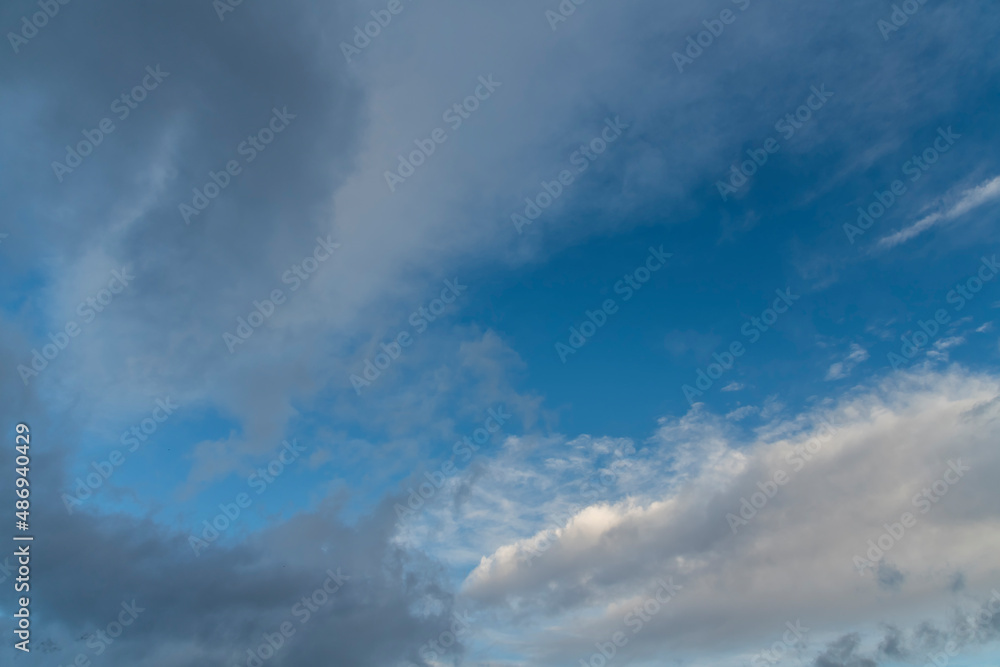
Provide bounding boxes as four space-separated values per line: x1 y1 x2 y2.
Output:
826 343 870 380
878 175 1000 249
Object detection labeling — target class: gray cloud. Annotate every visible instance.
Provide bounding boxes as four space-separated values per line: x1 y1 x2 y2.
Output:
2 0 1000 665
453 370 1000 662
814 634 876 667
0 444 463 666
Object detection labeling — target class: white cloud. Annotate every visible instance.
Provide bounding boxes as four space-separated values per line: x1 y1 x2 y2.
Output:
928 336 967 363
935 336 966 351
725 405 759 421
878 175 1000 249
448 369 1000 664
825 343 870 380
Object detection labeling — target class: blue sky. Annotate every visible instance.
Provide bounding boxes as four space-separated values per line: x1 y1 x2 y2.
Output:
2 0 1000 666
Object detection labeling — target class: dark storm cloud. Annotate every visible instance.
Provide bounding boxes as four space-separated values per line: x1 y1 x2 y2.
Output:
0 0 368 470
814 634 877 667
0 354 461 667
0 2 461 664
0 320 453 667
876 561 904 591
0 448 462 666
1 0 361 260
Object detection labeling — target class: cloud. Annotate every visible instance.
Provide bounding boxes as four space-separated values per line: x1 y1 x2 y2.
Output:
7 0 991 494
664 330 725 360
878 175 1000 249
813 634 877 667
876 561 905 591
3 1 1000 665
725 405 759 421
928 336 966 362
935 336 966 351
826 343 870 380
722 381 745 392
0 405 463 667
454 369 1000 663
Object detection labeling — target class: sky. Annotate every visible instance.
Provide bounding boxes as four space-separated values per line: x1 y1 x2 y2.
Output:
1 0 1000 665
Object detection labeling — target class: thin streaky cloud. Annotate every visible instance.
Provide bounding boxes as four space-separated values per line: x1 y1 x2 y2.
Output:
878 174 1000 249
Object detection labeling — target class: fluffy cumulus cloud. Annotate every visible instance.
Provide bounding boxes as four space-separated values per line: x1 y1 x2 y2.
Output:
454 369 1000 664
